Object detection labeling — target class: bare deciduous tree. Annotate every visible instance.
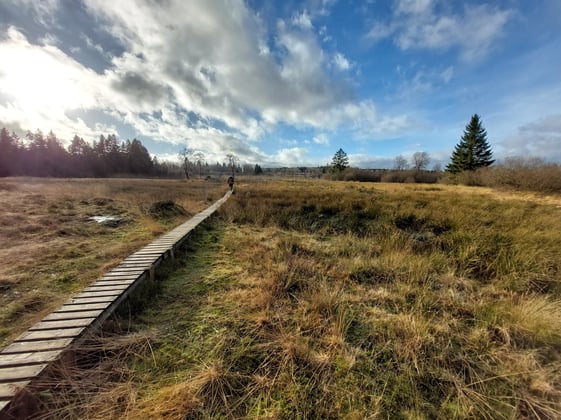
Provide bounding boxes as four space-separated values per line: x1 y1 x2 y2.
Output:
180 147 193 179
193 151 205 178
394 155 408 170
412 152 430 171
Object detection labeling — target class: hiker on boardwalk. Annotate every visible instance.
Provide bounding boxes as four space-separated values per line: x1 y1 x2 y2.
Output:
227 176 234 192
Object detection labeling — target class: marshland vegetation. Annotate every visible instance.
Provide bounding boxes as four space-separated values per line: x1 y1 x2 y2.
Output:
18 178 561 419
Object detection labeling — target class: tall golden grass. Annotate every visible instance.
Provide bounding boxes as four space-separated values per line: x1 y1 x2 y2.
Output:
22 179 561 418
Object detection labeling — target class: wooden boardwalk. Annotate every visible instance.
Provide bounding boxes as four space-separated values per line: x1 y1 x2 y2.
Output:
0 190 232 415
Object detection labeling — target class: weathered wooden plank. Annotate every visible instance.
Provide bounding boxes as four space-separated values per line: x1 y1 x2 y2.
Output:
66 297 115 306
17 328 85 342
0 350 62 367
44 310 103 321
103 270 145 277
121 261 158 266
96 276 141 282
75 290 123 299
123 256 160 261
116 263 153 269
0 364 47 382
29 318 96 331
2 338 73 354
141 244 172 248
0 381 30 399
89 280 136 288
103 269 148 276
85 282 130 289
94 276 137 286
56 302 111 312
108 267 149 273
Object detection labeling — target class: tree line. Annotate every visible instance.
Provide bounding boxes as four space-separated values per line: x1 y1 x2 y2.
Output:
0 128 263 178
0 128 160 177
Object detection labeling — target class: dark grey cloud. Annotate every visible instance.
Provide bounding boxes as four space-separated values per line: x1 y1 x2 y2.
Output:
110 71 168 106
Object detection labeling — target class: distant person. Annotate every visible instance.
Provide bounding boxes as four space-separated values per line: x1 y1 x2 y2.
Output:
227 176 234 192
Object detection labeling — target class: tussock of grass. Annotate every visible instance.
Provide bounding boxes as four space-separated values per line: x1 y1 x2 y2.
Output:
29 180 561 418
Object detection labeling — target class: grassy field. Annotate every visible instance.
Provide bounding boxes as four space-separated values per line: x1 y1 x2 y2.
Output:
4 178 561 418
0 177 226 347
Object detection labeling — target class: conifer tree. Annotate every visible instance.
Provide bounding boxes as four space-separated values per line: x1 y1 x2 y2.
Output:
331 148 349 172
446 114 494 173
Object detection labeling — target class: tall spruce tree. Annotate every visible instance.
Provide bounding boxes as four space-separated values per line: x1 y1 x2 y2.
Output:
446 114 494 173
331 148 349 172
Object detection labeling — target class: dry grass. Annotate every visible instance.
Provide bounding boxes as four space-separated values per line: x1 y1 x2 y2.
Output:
0 177 226 347
20 178 561 418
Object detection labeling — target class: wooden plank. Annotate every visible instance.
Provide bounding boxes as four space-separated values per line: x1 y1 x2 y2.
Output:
85 282 131 289
74 290 123 299
89 280 136 287
123 256 159 261
66 297 115 305
56 302 111 312
116 263 153 268
103 268 147 277
29 318 96 331
17 328 85 342
0 381 30 399
0 364 47 382
84 284 130 292
94 276 137 286
108 267 149 273
103 270 145 277
98 274 141 281
44 311 103 321
121 261 158 266
0 350 62 367
141 245 171 249
138 249 168 253
3 338 73 354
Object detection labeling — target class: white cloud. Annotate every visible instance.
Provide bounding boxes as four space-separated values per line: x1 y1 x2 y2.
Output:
440 66 454 83
395 0 433 15
272 147 310 166
333 52 351 71
313 133 330 145
499 114 561 161
291 10 313 30
365 22 395 42
367 1 513 62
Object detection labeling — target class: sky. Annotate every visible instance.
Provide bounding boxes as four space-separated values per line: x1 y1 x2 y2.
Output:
0 0 560 168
